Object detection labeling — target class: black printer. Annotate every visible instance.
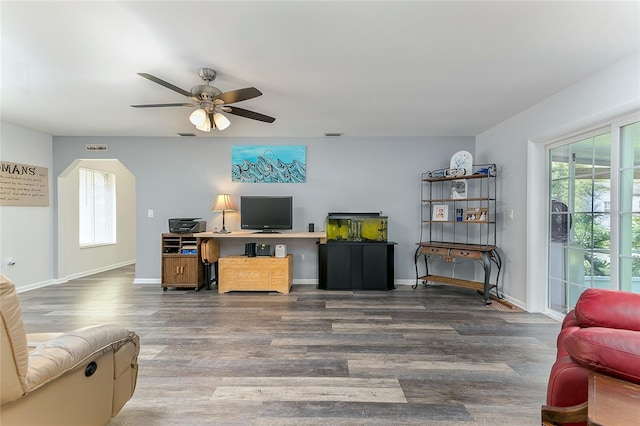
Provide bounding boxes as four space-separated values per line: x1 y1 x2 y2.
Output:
168 218 206 233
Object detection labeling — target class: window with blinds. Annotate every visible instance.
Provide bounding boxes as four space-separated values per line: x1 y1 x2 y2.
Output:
79 167 116 246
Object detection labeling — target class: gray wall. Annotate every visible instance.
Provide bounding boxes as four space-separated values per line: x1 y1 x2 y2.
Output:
0 123 54 290
476 51 640 310
52 136 474 283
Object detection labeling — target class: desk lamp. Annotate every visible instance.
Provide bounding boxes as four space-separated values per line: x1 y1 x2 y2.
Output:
212 194 234 234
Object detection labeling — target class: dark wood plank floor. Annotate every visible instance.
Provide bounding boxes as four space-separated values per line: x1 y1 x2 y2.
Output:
16 266 559 425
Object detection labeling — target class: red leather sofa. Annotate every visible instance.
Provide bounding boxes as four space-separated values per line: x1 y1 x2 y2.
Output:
542 288 640 425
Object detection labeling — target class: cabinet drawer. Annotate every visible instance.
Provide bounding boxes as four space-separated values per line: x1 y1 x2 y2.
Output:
220 257 252 266
449 249 483 259
222 268 270 279
421 246 449 256
220 257 287 266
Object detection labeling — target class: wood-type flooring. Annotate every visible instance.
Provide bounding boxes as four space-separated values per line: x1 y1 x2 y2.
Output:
16 265 559 425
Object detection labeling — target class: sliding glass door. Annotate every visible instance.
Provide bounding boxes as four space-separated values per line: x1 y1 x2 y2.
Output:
619 121 640 293
547 118 639 315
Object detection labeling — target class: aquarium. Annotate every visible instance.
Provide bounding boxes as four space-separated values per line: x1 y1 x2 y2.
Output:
325 212 388 242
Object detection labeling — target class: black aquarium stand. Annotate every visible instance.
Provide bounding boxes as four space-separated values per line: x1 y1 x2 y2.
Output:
318 242 396 291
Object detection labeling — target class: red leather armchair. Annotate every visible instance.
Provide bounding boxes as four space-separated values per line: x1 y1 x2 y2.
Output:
542 288 640 425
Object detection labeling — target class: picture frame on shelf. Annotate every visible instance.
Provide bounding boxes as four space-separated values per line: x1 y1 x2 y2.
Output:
465 207 488 222
451 179 467 199
432 204 449 221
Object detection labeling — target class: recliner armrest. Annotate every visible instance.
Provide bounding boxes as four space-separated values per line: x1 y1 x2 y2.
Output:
566 327 640 384
26 332 63 350
25 324 138 393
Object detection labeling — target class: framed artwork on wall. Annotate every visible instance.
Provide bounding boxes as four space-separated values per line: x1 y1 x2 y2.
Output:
231 145 306 183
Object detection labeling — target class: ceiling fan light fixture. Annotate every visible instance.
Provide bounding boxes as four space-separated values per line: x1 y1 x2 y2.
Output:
189 108 207 126
213 112 231 130
133 69 275 130
195 115 211 132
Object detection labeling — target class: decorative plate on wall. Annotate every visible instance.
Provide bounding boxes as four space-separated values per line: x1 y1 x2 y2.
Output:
450 151 473 175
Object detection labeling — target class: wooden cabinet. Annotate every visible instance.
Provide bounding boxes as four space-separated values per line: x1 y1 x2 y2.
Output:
318 242 395 291
218 255 292 294
161 233 203 291
415 164 503 304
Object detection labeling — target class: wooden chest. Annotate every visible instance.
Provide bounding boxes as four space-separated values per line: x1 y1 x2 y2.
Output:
218 254 292 294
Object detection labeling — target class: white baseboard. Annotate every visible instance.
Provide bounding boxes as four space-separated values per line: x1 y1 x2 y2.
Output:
59 260 135 283
134 278 160 285
15 279 58 293
16 260 136 293
292 279 318 285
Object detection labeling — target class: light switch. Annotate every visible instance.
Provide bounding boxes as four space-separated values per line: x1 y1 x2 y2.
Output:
508 209 514 220
148 209 154 218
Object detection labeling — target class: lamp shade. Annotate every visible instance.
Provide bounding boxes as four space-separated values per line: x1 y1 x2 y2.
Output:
189 108 207 126
212 194 234 211
213 112 231 130
195 115 211 132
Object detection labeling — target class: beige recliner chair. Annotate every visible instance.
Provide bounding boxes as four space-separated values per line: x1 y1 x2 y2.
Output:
1 274 139 426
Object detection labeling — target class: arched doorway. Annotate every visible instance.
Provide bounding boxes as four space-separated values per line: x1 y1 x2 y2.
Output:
57 159 135 280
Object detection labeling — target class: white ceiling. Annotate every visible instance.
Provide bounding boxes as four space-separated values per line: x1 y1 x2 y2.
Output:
1 1 638 138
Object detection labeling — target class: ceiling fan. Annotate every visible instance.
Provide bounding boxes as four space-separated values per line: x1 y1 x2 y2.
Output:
131 68 275 132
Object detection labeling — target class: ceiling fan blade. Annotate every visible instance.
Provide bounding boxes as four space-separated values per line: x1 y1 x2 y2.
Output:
130 103 195 108
137 73 194 98
225 106 275 123
217 87 262 104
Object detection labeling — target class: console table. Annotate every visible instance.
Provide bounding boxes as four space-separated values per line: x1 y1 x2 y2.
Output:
414 242 502 305
194 231 326 292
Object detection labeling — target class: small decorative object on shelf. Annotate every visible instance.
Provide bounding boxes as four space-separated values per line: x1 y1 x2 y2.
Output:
415 163 502 305
450 150 473 176
432 205 448 221
465 207 488 222
451 179 467 199
445 167 466 178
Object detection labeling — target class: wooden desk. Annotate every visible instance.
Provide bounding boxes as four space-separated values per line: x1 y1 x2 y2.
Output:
194 231 326 292
414 242 502 305
194 231 326 242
